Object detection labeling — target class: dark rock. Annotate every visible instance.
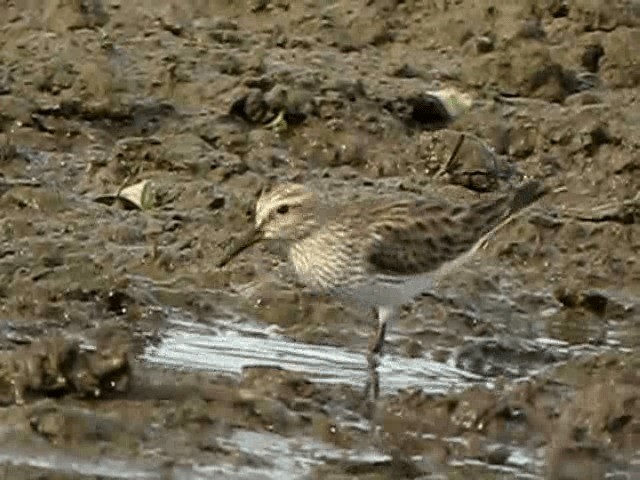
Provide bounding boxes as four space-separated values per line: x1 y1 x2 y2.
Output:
476 35 495 53
581 44 605 73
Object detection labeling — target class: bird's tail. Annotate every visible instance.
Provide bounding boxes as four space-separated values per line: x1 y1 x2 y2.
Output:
465 179 548 238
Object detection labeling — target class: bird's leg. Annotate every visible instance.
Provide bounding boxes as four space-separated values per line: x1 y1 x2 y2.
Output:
367 305 396 363
363 306 396 404
363 307 381 406
367 319 386 367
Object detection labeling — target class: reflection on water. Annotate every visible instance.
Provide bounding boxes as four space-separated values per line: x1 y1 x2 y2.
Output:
202 430 388 479
0 448 160 480
0 442 326 480
142 317 483 395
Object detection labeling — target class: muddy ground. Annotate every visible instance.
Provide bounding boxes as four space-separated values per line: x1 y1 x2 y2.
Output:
0 0 639 478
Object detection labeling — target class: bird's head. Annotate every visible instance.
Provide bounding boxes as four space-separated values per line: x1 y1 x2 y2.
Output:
217 183 321 267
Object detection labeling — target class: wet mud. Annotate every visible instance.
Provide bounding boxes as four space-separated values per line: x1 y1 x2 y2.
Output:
0 0 639 478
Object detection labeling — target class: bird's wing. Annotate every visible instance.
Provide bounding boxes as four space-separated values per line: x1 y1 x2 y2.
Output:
362 198 477 276
363 180 546 277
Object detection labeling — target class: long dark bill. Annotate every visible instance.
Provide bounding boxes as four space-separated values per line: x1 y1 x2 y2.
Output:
217 228 263 268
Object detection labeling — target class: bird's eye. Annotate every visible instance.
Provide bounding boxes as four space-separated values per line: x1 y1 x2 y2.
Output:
276 205 290 215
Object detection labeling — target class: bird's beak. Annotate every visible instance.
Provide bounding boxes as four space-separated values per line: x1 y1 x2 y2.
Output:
217 227 263 268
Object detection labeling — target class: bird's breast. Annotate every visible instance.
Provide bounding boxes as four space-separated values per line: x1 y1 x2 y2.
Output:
289 234 361 293
289 241 331 291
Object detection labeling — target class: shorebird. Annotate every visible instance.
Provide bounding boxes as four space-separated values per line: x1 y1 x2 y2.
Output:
218 179 546 399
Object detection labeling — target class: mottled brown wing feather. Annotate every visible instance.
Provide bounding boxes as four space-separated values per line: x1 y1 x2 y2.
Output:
365 180 546 277
365 199 479 276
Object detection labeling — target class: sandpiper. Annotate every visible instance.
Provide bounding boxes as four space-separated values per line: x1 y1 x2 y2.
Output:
218 180 546 398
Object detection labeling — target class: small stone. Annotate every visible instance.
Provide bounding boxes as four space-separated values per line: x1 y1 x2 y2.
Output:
581 44 605 73
486 445 511 465
476 35 494 54
391 63 421 78
209 196 226 210
264 84 288 111
517 19 546 40
549 0 569 18
579 291 608 316
404 340 423 358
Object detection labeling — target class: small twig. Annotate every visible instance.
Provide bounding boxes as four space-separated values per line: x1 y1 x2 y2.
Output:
532 194 639 227
437 133 465 177
564 196 640 224
0 177 42 187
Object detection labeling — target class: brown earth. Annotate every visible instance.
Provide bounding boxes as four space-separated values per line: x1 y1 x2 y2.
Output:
0 0 639 478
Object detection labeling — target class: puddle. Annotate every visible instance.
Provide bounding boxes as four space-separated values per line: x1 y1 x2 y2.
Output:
209 430 547 480
0 444 316 480
0 447 161 480
0 436 343 480
9 428 636 480
213 430 547 480
142 316 482 395
202 429 389 480
433 281 640 351
0 426 541 480
133 311 639 480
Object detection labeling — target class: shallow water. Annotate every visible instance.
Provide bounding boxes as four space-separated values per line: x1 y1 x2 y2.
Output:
0 448 161 480
8 419 548 480
142 316 483 395
4 287 637 480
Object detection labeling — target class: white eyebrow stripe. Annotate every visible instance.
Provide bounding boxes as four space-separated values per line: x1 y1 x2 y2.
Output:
255 192 313 227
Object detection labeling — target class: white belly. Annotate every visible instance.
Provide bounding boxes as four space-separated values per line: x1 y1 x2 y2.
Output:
343 272 436 307
289 237 449 308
